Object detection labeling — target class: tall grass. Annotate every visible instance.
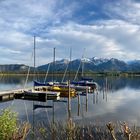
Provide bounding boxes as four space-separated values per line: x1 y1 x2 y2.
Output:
32 120 140 140
1 109 140 140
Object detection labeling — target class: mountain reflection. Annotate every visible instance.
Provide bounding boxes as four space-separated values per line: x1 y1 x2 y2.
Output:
0 76 140 91
93 76 140 91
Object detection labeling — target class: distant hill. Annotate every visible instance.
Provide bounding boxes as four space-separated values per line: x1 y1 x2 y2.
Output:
0 64 29 72
0 58 140 73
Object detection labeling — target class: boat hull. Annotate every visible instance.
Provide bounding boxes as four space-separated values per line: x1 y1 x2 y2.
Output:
24 90 60 98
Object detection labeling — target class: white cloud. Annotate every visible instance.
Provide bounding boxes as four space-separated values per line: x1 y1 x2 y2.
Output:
0 0 140 65
1 20 140 65
104 0 140 24
42 21 140 61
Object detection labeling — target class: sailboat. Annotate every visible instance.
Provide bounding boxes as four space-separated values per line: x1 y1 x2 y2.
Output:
33 47 77 97
24 36 60 99
71 77 97 91
71 51 98 92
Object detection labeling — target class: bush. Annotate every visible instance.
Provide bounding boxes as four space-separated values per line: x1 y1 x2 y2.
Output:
0 108 17 139
0 108 30 140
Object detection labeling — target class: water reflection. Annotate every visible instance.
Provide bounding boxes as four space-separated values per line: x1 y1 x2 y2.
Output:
1 75 140 91
1 76 140 127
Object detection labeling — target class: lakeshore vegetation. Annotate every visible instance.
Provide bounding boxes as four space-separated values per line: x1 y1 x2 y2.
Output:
1 109 140 140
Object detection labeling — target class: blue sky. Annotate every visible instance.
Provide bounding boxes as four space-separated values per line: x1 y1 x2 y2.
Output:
0 0 140 66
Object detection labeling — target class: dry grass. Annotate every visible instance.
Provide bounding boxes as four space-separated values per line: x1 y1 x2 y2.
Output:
13 122 31 140
30 120 140 140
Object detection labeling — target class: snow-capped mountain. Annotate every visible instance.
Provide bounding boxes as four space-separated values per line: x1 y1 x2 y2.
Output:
90 57 109 65
37 57 139 72
55 59 69 64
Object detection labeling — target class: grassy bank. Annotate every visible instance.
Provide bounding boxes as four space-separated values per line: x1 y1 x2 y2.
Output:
32 120 140 140
1 109 140 140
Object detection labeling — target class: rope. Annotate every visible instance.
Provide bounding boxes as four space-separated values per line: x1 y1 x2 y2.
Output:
24 101 29 122
73 48 86 81
24 51 33 89
74 60 82 81
45 107 51 128
22 49 34 124
81 48 86 77
44 63 51 83
11 100 14 106
61 62 69 83
24 67 31 89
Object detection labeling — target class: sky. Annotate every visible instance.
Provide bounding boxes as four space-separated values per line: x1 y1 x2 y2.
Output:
0 0 140 66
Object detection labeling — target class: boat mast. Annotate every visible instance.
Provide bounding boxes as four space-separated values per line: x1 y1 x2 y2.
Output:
33 35 36 139
34 36 36 71
74 49 85 81
69 48 72 80
52 48 56 84
33 36 36 89
81 48 85 78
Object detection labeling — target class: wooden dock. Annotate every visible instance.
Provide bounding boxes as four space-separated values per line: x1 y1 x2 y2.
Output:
0 87 44 102
0 88 27 101
0 86 61 102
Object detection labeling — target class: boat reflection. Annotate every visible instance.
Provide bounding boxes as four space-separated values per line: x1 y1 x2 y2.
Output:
33 104 53 110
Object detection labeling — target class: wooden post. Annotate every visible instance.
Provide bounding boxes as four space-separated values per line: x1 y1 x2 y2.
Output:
93 91 96 104
86 86 88 112
52 100 55 140
68 80 71 119
103 89 105 100
105 77 107 92
105 77 108 102
52 101 55 124
77 94 80 116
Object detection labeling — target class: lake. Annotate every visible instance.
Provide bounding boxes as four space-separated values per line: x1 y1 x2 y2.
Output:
0 75 140 127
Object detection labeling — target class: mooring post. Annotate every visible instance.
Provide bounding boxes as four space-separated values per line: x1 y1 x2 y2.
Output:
52 100 55 124
86 86 88 112
68 80 71 119
105 77 108 102
77 94 80 116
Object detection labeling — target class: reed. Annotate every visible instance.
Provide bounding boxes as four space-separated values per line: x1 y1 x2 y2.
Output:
106 122 116 140
1 109 140 140
32 120 140 140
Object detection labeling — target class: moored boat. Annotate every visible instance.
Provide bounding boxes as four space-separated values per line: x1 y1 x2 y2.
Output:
24 89 60 98
47 85 76 97
71 77 98 91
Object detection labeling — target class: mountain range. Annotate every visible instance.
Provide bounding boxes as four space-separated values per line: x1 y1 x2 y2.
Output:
36 57 140 72
0 57 140 72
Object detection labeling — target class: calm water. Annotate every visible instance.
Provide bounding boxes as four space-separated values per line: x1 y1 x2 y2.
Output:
0 75 140 126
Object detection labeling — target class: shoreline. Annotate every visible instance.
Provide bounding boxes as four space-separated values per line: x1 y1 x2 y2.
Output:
0 72 140 77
